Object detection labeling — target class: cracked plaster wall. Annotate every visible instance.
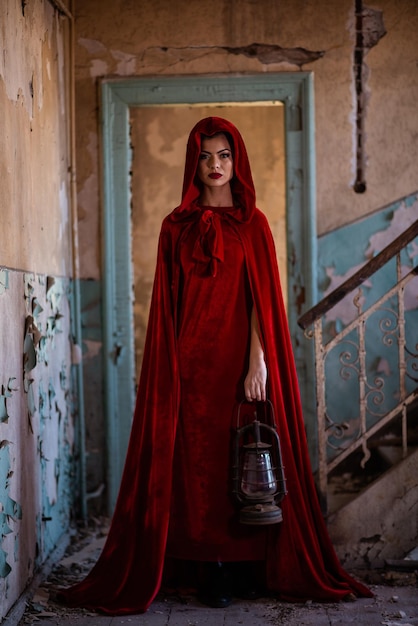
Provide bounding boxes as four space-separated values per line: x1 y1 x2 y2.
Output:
73 0 418 514
0 0 76 618
74 0 418 282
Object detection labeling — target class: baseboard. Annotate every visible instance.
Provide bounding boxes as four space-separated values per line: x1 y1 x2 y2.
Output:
1 533 70 626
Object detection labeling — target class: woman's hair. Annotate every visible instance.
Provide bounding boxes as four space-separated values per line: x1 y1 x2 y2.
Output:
200 131 235 159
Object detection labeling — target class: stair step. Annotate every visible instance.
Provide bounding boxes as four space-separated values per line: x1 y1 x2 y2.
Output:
385 559 418 571
328 447 418 569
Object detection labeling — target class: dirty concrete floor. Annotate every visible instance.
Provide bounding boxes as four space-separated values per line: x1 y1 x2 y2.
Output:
18 586 418 626
18 520 418 626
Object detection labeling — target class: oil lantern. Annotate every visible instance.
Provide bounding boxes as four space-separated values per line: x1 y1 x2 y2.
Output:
232 400 287 525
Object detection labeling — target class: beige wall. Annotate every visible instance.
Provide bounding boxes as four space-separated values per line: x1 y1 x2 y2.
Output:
0 0 73 276
74 0 418 281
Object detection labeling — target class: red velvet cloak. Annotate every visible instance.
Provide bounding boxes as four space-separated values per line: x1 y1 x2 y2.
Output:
60 117 372 614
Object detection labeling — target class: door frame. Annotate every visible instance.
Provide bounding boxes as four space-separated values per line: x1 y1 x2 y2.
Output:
100 73 317 512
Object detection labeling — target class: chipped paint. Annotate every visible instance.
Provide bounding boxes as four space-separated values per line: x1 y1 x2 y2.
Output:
0 270 9 296
0 1 55 116
319 194 418 320
317 193 418 468
110 49 136 74
0 441 22 578
0 379 18 424
78 37 107 55
0 269 76 617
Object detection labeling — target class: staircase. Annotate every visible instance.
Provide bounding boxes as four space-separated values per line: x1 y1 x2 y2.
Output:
298 219 418 568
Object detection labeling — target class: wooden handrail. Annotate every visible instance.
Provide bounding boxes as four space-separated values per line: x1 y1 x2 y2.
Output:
298 219 418 330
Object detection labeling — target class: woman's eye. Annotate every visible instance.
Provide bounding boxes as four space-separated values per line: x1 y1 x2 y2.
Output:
221 152 231 159
199 154 209 160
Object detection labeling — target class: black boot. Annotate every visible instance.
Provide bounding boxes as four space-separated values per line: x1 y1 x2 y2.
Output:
198 562 233 608
229 561 265 600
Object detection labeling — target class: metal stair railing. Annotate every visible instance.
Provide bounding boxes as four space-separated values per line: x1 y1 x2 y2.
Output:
298 220 418 513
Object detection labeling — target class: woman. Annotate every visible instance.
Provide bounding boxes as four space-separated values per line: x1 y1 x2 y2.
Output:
59 117 371 614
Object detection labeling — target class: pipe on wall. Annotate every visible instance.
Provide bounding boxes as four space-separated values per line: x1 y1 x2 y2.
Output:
47 0 87 519
47 0 73 19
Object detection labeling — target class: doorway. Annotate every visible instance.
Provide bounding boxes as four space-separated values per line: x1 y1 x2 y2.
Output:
100 74 317 511
130 103 286 377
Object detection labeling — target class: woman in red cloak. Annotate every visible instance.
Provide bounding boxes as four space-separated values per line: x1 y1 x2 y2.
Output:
59 117 372 614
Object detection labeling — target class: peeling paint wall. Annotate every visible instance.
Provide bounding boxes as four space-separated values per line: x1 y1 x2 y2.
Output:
0 271 76 619
317 194 418 460
318 194 418 320
0 0 76 618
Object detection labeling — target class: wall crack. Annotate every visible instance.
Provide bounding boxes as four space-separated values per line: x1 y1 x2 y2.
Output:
353 1 387 193
223 43 325 66
143 42 325 68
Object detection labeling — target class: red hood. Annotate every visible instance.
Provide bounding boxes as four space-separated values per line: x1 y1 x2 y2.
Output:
171 117 256 222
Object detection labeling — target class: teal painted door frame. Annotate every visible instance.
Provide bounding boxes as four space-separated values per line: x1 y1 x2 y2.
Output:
100 73 317 512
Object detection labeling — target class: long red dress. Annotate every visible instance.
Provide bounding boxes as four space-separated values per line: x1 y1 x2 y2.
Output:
167 205 267 563
59 117 372 614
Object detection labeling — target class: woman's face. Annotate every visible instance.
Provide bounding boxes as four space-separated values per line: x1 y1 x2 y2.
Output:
197 133 233 189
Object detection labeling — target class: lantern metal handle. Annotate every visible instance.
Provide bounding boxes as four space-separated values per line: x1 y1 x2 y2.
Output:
235 398 276 430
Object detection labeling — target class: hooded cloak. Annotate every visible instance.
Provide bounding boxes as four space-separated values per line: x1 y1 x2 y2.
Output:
59 117 372 614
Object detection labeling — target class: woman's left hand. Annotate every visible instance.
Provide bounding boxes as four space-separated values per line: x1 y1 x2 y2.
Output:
244 358 267 402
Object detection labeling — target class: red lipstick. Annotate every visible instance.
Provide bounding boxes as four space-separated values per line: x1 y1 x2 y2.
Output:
209 173 222 179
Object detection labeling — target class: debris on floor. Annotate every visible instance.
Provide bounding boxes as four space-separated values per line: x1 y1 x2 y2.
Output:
20 517 108 623
18 518 418 624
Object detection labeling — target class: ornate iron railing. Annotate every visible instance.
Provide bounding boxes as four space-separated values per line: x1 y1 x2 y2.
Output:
298 220 418 513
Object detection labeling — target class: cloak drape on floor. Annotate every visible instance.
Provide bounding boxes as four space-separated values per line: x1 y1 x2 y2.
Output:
59 117 372 615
